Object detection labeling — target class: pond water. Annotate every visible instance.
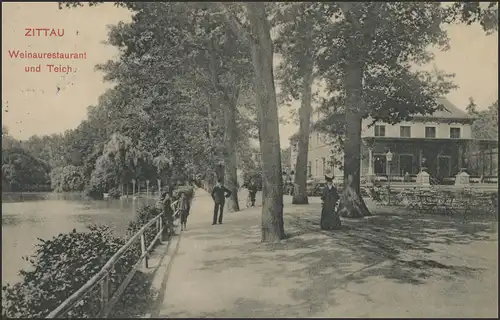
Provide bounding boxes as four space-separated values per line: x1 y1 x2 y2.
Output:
1 192 159 285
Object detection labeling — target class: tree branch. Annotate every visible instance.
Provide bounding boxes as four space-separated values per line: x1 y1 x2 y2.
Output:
212 3 256 45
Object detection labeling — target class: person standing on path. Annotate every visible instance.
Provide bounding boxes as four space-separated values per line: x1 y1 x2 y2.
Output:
320 174 341 230
244 178 258 207
179 192 190 231
211 179 231 225
160 186 175 235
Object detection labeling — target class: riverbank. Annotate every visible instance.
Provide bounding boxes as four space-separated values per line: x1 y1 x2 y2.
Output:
2 195 158 285
2 191 86 202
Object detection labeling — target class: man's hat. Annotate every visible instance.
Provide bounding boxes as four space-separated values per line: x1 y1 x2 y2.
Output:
325 173 334 182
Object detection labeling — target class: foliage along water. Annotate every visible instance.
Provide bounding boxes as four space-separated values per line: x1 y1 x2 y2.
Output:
1 192 159 285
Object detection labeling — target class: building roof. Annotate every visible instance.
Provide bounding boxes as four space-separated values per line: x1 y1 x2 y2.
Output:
416 97 473 120
288 98 474 141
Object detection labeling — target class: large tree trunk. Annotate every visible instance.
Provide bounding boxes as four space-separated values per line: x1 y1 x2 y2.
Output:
337 61 371 218
292 53 314 205
208 38 224 187
223 87 240 212
246 2 285 242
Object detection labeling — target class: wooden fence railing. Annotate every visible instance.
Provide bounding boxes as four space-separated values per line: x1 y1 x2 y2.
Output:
46 200 181 318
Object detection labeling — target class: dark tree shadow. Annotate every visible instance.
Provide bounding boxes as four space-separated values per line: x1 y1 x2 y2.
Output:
110 271 158 318
181 203 497 317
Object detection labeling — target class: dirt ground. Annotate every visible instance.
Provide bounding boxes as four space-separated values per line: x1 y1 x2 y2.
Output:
150 190 498 318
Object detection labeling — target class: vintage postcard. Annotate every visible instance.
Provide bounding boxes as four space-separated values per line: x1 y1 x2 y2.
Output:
2 1 498 318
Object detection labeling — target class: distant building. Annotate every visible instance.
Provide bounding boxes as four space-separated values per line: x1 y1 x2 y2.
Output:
290 97 498 183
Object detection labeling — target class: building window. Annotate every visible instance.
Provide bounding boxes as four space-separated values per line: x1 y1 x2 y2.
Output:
322 157 326 176
425 126 436 138
316 132 320 144
315 159 319 176
307 161 312 177
400 126 411 138
374 125 386 137
450 127 461 139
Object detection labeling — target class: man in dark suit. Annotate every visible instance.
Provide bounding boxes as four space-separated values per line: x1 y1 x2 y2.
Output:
211 179 231 225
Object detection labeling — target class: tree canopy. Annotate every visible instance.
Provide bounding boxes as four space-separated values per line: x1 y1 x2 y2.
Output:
469 100 499 141
6 2 260 196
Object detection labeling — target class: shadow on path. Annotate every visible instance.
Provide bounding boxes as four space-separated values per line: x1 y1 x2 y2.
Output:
161 200 498 318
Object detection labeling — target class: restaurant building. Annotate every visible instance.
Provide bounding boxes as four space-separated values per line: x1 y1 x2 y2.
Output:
289 98 498 184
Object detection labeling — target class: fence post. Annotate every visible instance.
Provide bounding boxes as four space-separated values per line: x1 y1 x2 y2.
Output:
160 217 164 241
157 217 162 242
100 274 110 316
140 234 148 269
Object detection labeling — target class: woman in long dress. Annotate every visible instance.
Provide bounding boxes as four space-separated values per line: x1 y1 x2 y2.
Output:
320 174 341 230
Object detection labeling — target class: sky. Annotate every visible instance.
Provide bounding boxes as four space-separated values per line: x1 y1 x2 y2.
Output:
2 2 498 148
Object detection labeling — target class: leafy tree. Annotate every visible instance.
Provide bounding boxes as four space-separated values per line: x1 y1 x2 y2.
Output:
59 1 280 238
466 97 478 115
2 147 50 192
60 3 214 188
153 155 173 187
89 153 116 195
175 3 254 211
22 133 70 168
2 126 22 150
281 147 291 173
99 3 250 194
471 100 498 140
445 2 498 34
273 2 328 205
50 165 86 192
85 133 151 195
308 2 498 219
216 2 286 241
103 133 154 192
82 143 105 180
309 3 463 218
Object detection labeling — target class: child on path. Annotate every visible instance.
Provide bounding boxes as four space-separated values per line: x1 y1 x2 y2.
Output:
179 192 190 231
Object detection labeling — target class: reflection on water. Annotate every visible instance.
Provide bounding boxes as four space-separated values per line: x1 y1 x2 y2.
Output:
1 193 158 285
2 192 91 203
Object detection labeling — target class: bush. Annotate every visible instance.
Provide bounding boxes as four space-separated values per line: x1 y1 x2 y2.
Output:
127 205 164 246
82 185 104 200
2 148 51 192
50 165 86 192
1 212 162 318
108 188 122 199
